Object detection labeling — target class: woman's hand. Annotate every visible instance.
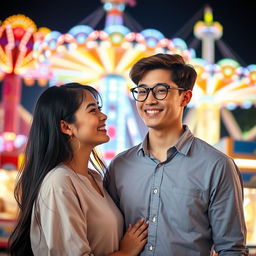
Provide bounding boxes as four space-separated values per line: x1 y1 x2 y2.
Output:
119 218 148 256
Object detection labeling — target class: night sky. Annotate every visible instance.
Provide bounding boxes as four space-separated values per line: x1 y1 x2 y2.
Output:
2 0 256 65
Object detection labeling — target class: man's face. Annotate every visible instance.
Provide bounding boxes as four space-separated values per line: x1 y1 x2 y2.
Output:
136 68 190 132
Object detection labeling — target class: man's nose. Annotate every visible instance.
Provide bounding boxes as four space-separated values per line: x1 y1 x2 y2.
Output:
145 89 158 104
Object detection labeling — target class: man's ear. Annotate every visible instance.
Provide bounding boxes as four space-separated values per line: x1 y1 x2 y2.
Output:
181 90 192 107
60 120 73 136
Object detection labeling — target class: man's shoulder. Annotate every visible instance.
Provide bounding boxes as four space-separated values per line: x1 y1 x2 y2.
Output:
190 137 240 178
112 144 141 161
192 136 232 162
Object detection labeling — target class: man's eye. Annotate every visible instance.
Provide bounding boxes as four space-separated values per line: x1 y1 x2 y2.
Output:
138 90 147 94
98 106 102 111
157 89 166 93
89 108 96 113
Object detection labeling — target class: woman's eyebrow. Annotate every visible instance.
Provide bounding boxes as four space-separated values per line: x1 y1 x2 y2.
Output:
85 103 97 109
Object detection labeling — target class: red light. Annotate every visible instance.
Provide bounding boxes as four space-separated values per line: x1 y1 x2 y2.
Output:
104 150 116 160
13 27 25 40
107 125 116 138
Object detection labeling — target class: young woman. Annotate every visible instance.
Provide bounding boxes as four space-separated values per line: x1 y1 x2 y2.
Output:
9 83 148 256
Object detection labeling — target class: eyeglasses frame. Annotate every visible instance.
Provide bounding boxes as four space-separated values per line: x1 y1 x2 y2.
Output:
130 83 186 102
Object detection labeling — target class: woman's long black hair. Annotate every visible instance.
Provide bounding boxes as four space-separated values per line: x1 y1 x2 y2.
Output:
8 83 106 255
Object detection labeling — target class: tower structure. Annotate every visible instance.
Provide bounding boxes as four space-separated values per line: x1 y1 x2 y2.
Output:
185 7 256 145
194 6 222 64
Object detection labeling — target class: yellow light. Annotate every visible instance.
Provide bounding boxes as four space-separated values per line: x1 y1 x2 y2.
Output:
250 71 256 82
121 42 131 49
205 12 213 25
24 77 35 86
97 43 115 72
38 78 48 86
111 33 122 44
194 65 204 76
70 48 104 73
3 132 16 141
223 67 233 77
18 153 25 169
69 43 77 50
234 158 256 170
37 27 51 36
136 43 146 51
116 47 144 73
39 55 45 62
243 188 256 245
204 6 213 25
87 41 97 48
201 73 208 79
3 14 36 31
56 45 65 53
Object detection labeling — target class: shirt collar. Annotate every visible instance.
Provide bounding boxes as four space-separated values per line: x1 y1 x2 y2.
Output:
175 125 194 155
137 125 194 157
137 134 149 156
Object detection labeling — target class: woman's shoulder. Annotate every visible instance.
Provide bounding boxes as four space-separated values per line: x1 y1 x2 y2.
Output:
40 163 77 192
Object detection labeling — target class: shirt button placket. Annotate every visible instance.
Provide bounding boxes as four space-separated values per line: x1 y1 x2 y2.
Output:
148 244 154 251
153 188 158 194
147 163 163 255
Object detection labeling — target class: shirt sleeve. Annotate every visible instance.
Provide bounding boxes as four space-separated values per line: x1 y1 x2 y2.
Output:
36 183 94 256
208 157 249 256
104 160 120 208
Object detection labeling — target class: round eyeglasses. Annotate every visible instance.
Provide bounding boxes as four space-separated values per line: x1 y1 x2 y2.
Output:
130 83 186 102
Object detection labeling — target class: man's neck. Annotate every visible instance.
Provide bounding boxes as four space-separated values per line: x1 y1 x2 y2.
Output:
148 125 184 162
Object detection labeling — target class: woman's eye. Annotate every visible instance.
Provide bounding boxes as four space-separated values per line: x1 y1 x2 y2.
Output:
98 106 102 111
89 108 96 113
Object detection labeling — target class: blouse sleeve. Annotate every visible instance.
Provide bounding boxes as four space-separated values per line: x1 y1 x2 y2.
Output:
35 180 94 256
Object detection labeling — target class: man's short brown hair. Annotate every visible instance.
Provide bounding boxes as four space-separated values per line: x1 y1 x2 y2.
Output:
129 53 197 91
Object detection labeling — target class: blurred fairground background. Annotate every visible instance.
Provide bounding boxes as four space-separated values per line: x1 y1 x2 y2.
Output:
0 0 256 253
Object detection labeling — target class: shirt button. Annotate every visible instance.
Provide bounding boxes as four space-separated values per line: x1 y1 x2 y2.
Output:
152 216 157 222
157 163 162 168
148 245 153 251
153 188 158 194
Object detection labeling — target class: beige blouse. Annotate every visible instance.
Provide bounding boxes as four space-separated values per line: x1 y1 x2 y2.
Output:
30 163 123 256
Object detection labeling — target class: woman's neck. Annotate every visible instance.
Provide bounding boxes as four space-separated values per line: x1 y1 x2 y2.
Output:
65 145 92 176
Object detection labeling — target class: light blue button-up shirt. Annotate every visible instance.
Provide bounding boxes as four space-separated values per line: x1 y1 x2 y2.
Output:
105 126 248 256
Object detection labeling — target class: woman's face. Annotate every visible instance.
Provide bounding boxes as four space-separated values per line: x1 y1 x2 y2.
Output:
70 91 109 147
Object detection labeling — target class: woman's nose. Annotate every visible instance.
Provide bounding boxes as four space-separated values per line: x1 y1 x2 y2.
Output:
100 112 107 120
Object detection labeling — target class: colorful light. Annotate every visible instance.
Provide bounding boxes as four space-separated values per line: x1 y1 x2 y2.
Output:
0 15 50 165
31 3 194 160
187 57 256 144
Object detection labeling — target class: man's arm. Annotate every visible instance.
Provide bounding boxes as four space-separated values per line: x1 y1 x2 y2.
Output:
104 159 120 207
209 157 249 256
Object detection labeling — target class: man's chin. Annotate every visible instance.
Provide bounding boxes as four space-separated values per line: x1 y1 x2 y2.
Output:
145 123 162 130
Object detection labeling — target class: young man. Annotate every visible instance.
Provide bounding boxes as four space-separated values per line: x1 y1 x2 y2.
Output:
106 54 248 256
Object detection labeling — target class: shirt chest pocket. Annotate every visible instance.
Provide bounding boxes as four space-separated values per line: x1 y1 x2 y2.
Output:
162 187 209 232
